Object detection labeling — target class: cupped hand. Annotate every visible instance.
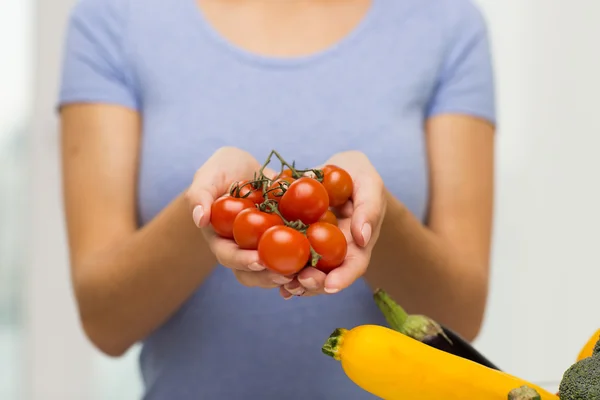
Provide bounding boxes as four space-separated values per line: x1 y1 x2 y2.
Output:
280 151 387 298
185 147 293 289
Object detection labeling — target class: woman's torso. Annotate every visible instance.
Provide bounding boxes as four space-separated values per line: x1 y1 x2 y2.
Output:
122 0 461 397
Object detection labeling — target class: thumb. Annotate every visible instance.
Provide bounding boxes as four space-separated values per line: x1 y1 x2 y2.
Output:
350 175 385 248
186 166 279 228
185 170 232 228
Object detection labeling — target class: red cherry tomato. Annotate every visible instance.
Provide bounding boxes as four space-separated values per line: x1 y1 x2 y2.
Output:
267 176 295 202
258 226 310 275
321 165 353 207
210 196 255 239
306 222 347 273
279 177 329 224
234 180 264 204
318 209 338 226
232 208 283 250
278 169 295 179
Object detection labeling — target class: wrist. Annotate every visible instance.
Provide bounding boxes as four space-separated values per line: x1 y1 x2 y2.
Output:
379 190 417 246
382 188 406 222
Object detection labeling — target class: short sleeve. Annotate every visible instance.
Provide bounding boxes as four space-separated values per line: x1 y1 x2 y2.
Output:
57 0 139 110
426 1 496 125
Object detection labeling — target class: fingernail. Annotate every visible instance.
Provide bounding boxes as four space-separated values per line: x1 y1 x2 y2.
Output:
324 287 340 294
361 223 372 246
283 293 293 300
272 275 292 285
248 262 265 271
284 281 305 296
192 205 204 227
301 278 318 290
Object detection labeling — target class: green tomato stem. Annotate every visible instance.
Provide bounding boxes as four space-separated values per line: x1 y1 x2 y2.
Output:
263 180 291 200
230 178 270 198
309 245 321 267
257 150 276 179
261 200 307 231
270 150 303 178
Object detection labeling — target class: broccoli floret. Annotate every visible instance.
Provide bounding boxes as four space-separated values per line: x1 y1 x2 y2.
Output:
559 339 600 400
594 335 600 357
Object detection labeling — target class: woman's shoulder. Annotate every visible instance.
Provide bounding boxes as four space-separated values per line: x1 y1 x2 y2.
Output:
384 0 489 37
436 0 489 35
59 0 143 111
68 0 128 19
65 0 132 41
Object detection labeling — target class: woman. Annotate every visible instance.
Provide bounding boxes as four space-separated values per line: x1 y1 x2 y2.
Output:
58 0 496 398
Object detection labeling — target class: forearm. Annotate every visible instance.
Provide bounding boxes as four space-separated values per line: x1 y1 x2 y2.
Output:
364 190 489 341
73 191 216 356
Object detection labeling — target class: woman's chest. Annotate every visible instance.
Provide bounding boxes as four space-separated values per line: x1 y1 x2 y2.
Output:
134 24 441 224
137 71 432 226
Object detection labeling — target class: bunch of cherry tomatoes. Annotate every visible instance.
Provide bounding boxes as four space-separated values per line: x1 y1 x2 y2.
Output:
210 150 354 276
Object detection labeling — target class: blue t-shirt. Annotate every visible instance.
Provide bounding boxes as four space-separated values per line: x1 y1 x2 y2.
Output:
58 0 495 398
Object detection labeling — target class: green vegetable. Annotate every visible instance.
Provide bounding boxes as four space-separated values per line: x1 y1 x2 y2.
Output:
558 335 600 399
508 385 541 400
372 288 501 370
373 288 448 342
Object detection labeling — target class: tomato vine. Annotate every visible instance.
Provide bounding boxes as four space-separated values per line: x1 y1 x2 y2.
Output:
210 149 353 276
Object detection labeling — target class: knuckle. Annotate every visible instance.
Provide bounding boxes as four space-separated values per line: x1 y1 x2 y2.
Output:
232 254 252 271
215 146 239 159
191 168 205 187
214 252 229 267
345 150 364 158
186 175 207 203
354 256 370 276
259 273 280 289
233 271 254 287
369 206 382 221
217 145 236 153
183 187 196 206
302 290 320 297
239 280 254 288
238 280 255 288
374 174 384 189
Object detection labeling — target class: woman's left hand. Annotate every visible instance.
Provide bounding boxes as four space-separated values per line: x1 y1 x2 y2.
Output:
280 151 388 298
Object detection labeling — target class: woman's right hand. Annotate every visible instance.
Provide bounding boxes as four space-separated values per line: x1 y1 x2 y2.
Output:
185 147 294 289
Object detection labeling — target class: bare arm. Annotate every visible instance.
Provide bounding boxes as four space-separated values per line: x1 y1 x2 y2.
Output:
60 104 217 357
365 114 495 341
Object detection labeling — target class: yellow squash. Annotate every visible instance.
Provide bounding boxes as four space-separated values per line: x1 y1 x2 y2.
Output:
322 325 559 400
576 328 600 361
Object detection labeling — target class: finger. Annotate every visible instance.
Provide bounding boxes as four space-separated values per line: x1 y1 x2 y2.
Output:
335 200 354 219
283 278 306 296
186 162 277 228
297 290 319 297
185 170 231 228
235 270 294 288
350 175 385 248
336 217 353 242
204 232 266 271
323 249 369 294
297 267 327 292
279 286 293 300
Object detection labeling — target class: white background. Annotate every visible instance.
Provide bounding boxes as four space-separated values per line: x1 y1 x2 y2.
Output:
7 0 600 398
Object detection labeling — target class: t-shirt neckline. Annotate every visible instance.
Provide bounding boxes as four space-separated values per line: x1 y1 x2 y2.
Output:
184 0 383 68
